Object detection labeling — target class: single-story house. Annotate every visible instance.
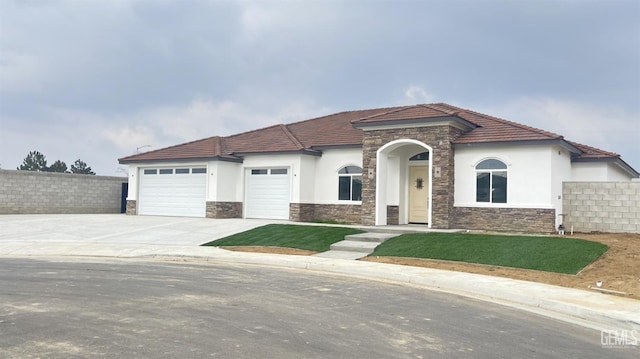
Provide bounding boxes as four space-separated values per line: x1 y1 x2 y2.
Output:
118 103 639 232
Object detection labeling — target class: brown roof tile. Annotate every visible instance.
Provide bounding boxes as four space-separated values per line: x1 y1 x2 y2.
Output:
355 104 459 123
118 103 625 165
118 136 239 162
287 106 403 147
569 141 619 159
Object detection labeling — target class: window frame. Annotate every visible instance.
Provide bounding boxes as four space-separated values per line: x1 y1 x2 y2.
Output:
475 159 508 204
338 165 363 202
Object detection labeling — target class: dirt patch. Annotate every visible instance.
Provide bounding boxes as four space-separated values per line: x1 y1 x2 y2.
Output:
219 233 640 299
220 246 318 256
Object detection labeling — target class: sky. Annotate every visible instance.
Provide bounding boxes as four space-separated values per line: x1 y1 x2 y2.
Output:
1 0 639 176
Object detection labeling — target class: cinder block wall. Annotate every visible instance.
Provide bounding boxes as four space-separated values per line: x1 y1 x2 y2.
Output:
563 182 640 234
0 169 127 214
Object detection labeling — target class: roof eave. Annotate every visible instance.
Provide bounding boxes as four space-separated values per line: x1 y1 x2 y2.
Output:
229 149 322 157
118 155 243 165
453 138 581 153
310 144 362 151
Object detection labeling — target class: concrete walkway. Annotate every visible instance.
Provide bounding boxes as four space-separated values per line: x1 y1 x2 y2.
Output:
0 214 638 332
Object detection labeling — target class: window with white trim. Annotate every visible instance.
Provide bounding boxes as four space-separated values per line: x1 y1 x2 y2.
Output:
476 159 507 203
338 166 362 201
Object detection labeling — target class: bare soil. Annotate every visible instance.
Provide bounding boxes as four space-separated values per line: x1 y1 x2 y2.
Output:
219 232 640 299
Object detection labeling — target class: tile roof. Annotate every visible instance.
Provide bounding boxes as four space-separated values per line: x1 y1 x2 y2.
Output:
287 106 403 147
355 104 460 123
118 136 239 163
118 103 625 165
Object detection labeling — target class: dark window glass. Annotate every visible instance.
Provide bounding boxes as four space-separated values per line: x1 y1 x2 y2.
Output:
492 171 507 203
143 169 157 175
192 168 206 174
476 172 490 202
338 166 362 174
476 159 507 170
175 168 189 174
270 169 288 175
338 176 351 200
352 176 362 201
409 152 429 161
159 169 173 174
251 169 268 175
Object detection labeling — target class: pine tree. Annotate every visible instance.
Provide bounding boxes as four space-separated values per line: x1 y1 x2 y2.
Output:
17 151 48 171
70 159 95 175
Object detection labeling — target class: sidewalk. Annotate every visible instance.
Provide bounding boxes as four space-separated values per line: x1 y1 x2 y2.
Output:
1 239 638 332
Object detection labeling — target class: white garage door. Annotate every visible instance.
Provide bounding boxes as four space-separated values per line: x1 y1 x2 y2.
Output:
138 167 207 217
245 168 290 220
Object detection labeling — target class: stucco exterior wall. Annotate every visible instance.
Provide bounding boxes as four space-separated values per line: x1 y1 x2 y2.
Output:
0 169 126 214
454 144 565 208
311 148 363 204
211 160 243 202
563 182 640 233
571 162 633 182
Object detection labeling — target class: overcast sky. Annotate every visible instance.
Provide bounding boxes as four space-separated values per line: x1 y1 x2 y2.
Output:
1 0 638 176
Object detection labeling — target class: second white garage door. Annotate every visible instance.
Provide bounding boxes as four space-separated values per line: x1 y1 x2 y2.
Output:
138 167 207 217
245 168 290 220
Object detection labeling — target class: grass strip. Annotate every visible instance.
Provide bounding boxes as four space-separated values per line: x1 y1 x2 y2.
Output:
370 233 608 274
202 224 364 252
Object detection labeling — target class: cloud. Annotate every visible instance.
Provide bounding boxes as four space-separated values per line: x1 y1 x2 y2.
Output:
403 86 436 104
0 51 44 95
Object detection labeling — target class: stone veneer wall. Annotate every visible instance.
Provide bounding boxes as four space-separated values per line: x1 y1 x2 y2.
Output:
126 200 137 215
206 201 243 218
563 182 639 233
0 169 127 214
361 126 464 228
386 205 399 225
451 207 556 233
289 203 362 224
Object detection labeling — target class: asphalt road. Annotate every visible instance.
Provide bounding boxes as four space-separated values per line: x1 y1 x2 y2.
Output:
0 258 636 358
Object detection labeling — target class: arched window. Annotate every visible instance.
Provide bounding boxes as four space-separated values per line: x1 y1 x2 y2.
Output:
475 159 507 203
338 166 362 201
409 151 429 161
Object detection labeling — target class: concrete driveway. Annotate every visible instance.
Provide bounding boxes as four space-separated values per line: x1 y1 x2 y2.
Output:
0 214 277 246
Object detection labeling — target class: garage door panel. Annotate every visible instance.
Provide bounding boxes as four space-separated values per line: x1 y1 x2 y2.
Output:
245 169 290 220
139 169 206 217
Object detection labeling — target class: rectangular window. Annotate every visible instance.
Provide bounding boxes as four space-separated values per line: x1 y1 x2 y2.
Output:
270 168 288 175
175 168 189 174
192 168 206 174
251 169 268 175
143 169 157 175
476 172 507 203
159 169 173 175
492 171 507 203
339 176 362 201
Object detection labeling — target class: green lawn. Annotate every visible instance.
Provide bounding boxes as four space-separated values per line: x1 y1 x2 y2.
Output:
370 232 608 274
202 224 364 252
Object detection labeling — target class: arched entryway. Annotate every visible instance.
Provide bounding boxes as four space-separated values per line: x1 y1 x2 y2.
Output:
375 139 432 226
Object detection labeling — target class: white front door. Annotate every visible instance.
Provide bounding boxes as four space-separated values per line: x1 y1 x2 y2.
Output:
409 166 429 223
